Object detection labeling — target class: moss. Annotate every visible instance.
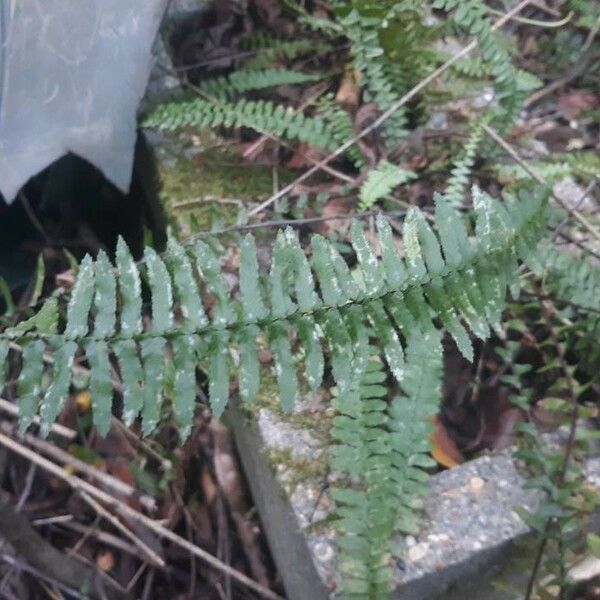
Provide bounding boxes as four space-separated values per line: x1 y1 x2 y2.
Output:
265 446 329 496
155 130 294 235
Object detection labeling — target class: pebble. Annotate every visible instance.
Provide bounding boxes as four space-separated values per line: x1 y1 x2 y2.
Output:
407 543 429 563
469 476 485 497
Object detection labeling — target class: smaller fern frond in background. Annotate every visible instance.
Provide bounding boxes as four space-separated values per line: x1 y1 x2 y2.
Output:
200 69 324 100
142 97 339 151
240 35 329 70
432 0 523 129
358 160 416 212
317 93 366 168
442 117 487 208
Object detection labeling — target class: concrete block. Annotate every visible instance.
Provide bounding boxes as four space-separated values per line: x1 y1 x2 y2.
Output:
227 395 600 600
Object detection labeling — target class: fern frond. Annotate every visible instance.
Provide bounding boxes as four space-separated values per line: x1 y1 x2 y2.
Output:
339 8 409 147
332 330 442 598
331 355 395 598
358 160 415 212
442 117 487 208
2 186 549 438
200 69 323 100
433 0 523 128
142 97 339 151
241 36 331 70
317 94 366 168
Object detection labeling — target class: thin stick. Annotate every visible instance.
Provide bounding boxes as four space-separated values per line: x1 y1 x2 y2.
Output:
0 398 76 440
0 423 156 512
187 208 410 240
247 0 535 218
482 124 600 243
77 490 164 568
0 432 284 600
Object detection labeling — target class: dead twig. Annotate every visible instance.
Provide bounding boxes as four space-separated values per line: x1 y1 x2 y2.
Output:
76 490 164 568
0 489 129 600
0 398 76 441
0 432 285 600
0 421 157 512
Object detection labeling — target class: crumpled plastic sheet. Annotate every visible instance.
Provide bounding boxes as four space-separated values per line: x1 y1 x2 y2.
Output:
0 0 169 203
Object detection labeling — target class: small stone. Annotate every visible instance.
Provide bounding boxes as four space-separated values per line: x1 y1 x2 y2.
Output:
314 542 334 563
407 542 429 563
405 535 416 548
469 476 485 497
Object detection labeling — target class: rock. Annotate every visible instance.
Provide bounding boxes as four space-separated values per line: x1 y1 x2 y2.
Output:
227 394 600 600
553 176 595 213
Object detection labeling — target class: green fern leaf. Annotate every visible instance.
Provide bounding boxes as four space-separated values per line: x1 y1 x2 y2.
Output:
237 325 261 403
208 330 230 417
166 236 208 331
113 340 145 425
239 234 268 322
376 214 407 290
296 316 324 391
17 340 45 431
268 323 297 411
403 209 428 282
201 69 323 100
194 241 235 327
358 160 415 212
116 237 142 336
173 335 199 438
85 340 114 436
351 220 384 296
139 337 167 436
144 248 174 334
365 300 404 382
93 251 117 338
65 254 95 338
39 341 77 437
15 297 59 335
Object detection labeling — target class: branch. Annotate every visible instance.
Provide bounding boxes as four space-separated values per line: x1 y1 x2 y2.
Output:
0 432 284 600
0 489 130 600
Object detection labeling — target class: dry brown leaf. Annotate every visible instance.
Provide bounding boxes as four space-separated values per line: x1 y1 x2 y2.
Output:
201 465 218 505
96 549 115 572
558 89 599 120
430 415 464 468
335 71 361 110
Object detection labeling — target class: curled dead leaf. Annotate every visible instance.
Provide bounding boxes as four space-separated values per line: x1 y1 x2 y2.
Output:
430 415 464 468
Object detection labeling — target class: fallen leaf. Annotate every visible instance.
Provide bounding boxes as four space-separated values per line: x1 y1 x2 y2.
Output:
430 415 464 468
96 549 115 572
311 197 354 236
201 466 218 505
559 89 598 120
285 142 324 170
335 71 361 110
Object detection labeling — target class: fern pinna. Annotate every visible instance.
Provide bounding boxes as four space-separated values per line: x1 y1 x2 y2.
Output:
1 185 548 596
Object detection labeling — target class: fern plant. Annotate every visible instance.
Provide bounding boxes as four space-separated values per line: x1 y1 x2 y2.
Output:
0 184 549 600
358 159 415 211
199 68 324 100
143 97 339 151
432 0 523 129
1 185 548 436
